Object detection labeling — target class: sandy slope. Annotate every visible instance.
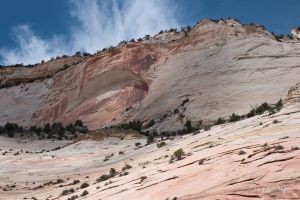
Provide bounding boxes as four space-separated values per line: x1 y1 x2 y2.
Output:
0 101 299 200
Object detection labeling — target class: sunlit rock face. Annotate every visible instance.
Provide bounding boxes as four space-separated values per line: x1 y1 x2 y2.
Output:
1 19 300 130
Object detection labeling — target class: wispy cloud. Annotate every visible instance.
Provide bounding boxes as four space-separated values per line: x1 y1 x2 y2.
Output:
0 0 178 65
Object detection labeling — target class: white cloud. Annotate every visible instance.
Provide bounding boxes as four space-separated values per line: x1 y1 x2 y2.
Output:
0 0 178 65
0 25 67 65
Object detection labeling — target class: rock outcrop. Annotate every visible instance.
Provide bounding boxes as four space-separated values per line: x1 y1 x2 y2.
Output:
1 19 300 131
286 83 300 104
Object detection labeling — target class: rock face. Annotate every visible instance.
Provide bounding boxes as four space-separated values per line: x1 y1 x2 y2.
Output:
0 98 300 200
1 19 300 130
286 83 300 104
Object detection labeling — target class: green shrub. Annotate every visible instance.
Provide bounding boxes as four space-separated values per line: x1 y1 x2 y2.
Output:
67 195 79 200
61 189 69 196
110 168 117 177
157 142 167 148
135 142 141 147
173 148 185 160
215 117 225 125
122 164 132 171
81 190 89 197
96 174 110 182
56 179 64 184
229 113 241 122
80 182 89 189
238 150 246 155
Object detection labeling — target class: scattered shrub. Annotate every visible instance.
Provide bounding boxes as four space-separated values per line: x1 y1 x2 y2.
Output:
173 148 185 160
135 142 141 147
68 195 79 200
81 190 89 197
80 182 89 189
215 117 225 125
157 141 167 148
238 150 246 155
139 176 147 183
56 179 64 184
61 189 69 196
122 164 132 171
110 168 117 177
198 158 205 165
275 145 284 150
96 174 110 182
229 113 241 122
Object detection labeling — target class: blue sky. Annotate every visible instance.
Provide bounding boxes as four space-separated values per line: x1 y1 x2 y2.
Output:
0 0 299 65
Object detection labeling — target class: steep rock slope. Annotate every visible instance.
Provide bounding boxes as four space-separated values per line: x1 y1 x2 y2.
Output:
1 19 300 130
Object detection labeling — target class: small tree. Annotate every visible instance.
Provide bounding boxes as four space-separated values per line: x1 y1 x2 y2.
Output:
215 117 225 125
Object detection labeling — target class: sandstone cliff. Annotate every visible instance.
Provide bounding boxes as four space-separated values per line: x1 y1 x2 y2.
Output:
1 19 300 131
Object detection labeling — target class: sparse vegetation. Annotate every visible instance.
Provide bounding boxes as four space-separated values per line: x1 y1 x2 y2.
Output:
135 142 142 147
173 148 185 160
229 113 241 122
67 195 79 200
275 145 284 150
122 164 132 171
144 120 155 129
96 174 110 182
215 117 225 125
139 176 147 183
146 135 155 145
96 168 119 183
81 190 89 197
198 158 205 165
204 125 211 131
110 168 117 177
157 141 167 148
61 189 69 196
80 182 89 189
0 120 88 140
238 150 246 155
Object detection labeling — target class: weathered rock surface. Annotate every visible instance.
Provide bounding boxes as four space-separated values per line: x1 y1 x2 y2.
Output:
0 97 299 199
1 19 300 131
